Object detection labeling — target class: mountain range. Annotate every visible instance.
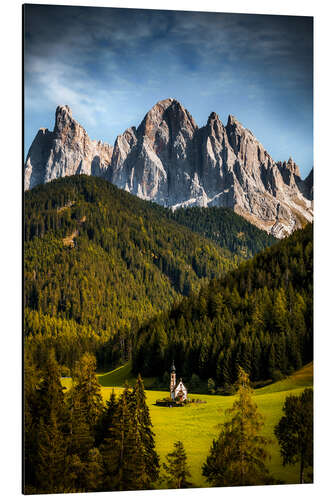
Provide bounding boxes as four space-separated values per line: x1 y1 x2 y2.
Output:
24 99 313 238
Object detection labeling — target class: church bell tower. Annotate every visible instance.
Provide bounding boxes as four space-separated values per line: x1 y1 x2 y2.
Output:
170 361 176 397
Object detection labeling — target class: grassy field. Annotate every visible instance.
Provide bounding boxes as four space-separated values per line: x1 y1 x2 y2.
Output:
62 362 313 488
98 363 159 389
100 362 313 487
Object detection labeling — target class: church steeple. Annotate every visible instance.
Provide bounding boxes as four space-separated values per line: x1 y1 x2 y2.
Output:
170 361 176 397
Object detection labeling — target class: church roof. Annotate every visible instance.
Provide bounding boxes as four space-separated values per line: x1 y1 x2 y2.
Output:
170 360 176 372
175 379 187 391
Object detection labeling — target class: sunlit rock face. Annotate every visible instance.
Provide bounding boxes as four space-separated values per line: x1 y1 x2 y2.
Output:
25 99 313 238
24 105 113 190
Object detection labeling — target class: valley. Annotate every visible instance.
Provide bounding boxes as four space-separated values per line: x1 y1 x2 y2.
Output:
62 362 313 486
24 176 313 492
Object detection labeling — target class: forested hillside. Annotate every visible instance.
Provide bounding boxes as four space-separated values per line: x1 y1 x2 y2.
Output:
25 176 268 369
169 207 277 258
132 224 313 387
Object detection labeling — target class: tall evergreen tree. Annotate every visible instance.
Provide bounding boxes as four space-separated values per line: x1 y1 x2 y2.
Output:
71 353 103 431
35 348 68 428
67 394 95 459
132 375 160 485
25 350 70 493
162 441 193 489
23 351 41 489
202 367 273 486
36 412 67 493
100 391 145 491
84 448 105 492
274 388 313 483
95 390 118 447
64 453 85 493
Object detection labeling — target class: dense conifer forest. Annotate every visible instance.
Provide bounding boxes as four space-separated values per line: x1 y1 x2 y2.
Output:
169 206 276 258
24 175 276 371
24 351 160 493
132 224 313 388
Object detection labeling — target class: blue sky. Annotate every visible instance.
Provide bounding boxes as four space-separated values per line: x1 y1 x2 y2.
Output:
24 5 313 178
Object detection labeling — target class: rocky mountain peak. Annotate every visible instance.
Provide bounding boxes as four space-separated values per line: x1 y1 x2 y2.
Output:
54 104 73 129
276 157 301 187
205 111 226 145
285 157 301 177
227 114 239 126
208 111 219 122
53 104 85 142
24 105 113 190
304 168 313 200
56 104 72 117
137 98 197 144
25 99 313 238
226 114 255 136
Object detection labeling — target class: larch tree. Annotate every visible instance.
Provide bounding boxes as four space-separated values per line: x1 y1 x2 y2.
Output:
202 367 274 486
162 441 193 489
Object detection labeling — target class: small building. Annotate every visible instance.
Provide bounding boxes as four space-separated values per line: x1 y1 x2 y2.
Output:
170 361 188 402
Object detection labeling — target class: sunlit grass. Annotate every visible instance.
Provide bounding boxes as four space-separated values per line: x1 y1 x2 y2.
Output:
98 362 158 388
255 362 313 394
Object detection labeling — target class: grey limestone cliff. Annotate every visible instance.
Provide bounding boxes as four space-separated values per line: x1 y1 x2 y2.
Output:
24 99 313 238
24 105 113 190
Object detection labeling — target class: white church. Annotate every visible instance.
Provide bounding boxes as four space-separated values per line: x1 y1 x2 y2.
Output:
170 361 188 401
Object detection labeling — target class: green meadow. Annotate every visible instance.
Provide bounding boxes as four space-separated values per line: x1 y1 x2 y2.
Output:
62 362 313 488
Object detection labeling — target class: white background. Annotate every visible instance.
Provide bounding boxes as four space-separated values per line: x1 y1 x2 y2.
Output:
0 1 332 499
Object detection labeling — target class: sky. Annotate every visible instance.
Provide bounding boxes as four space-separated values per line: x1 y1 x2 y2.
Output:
24 4 313 178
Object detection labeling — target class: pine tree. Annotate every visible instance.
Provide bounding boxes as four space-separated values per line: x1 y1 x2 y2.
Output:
23 351 41 490
95 390 118 447
208 378 216 394
63 453 85 493
67 394 94 459
36 412 67 493
132 375 160 485
162 441 193 489
202 367 273 486
84 448 105 492
36 349 68 428
71 352 103 431
100 391 144 491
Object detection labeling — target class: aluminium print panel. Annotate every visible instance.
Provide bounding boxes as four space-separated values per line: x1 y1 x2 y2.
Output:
23 3 313 494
